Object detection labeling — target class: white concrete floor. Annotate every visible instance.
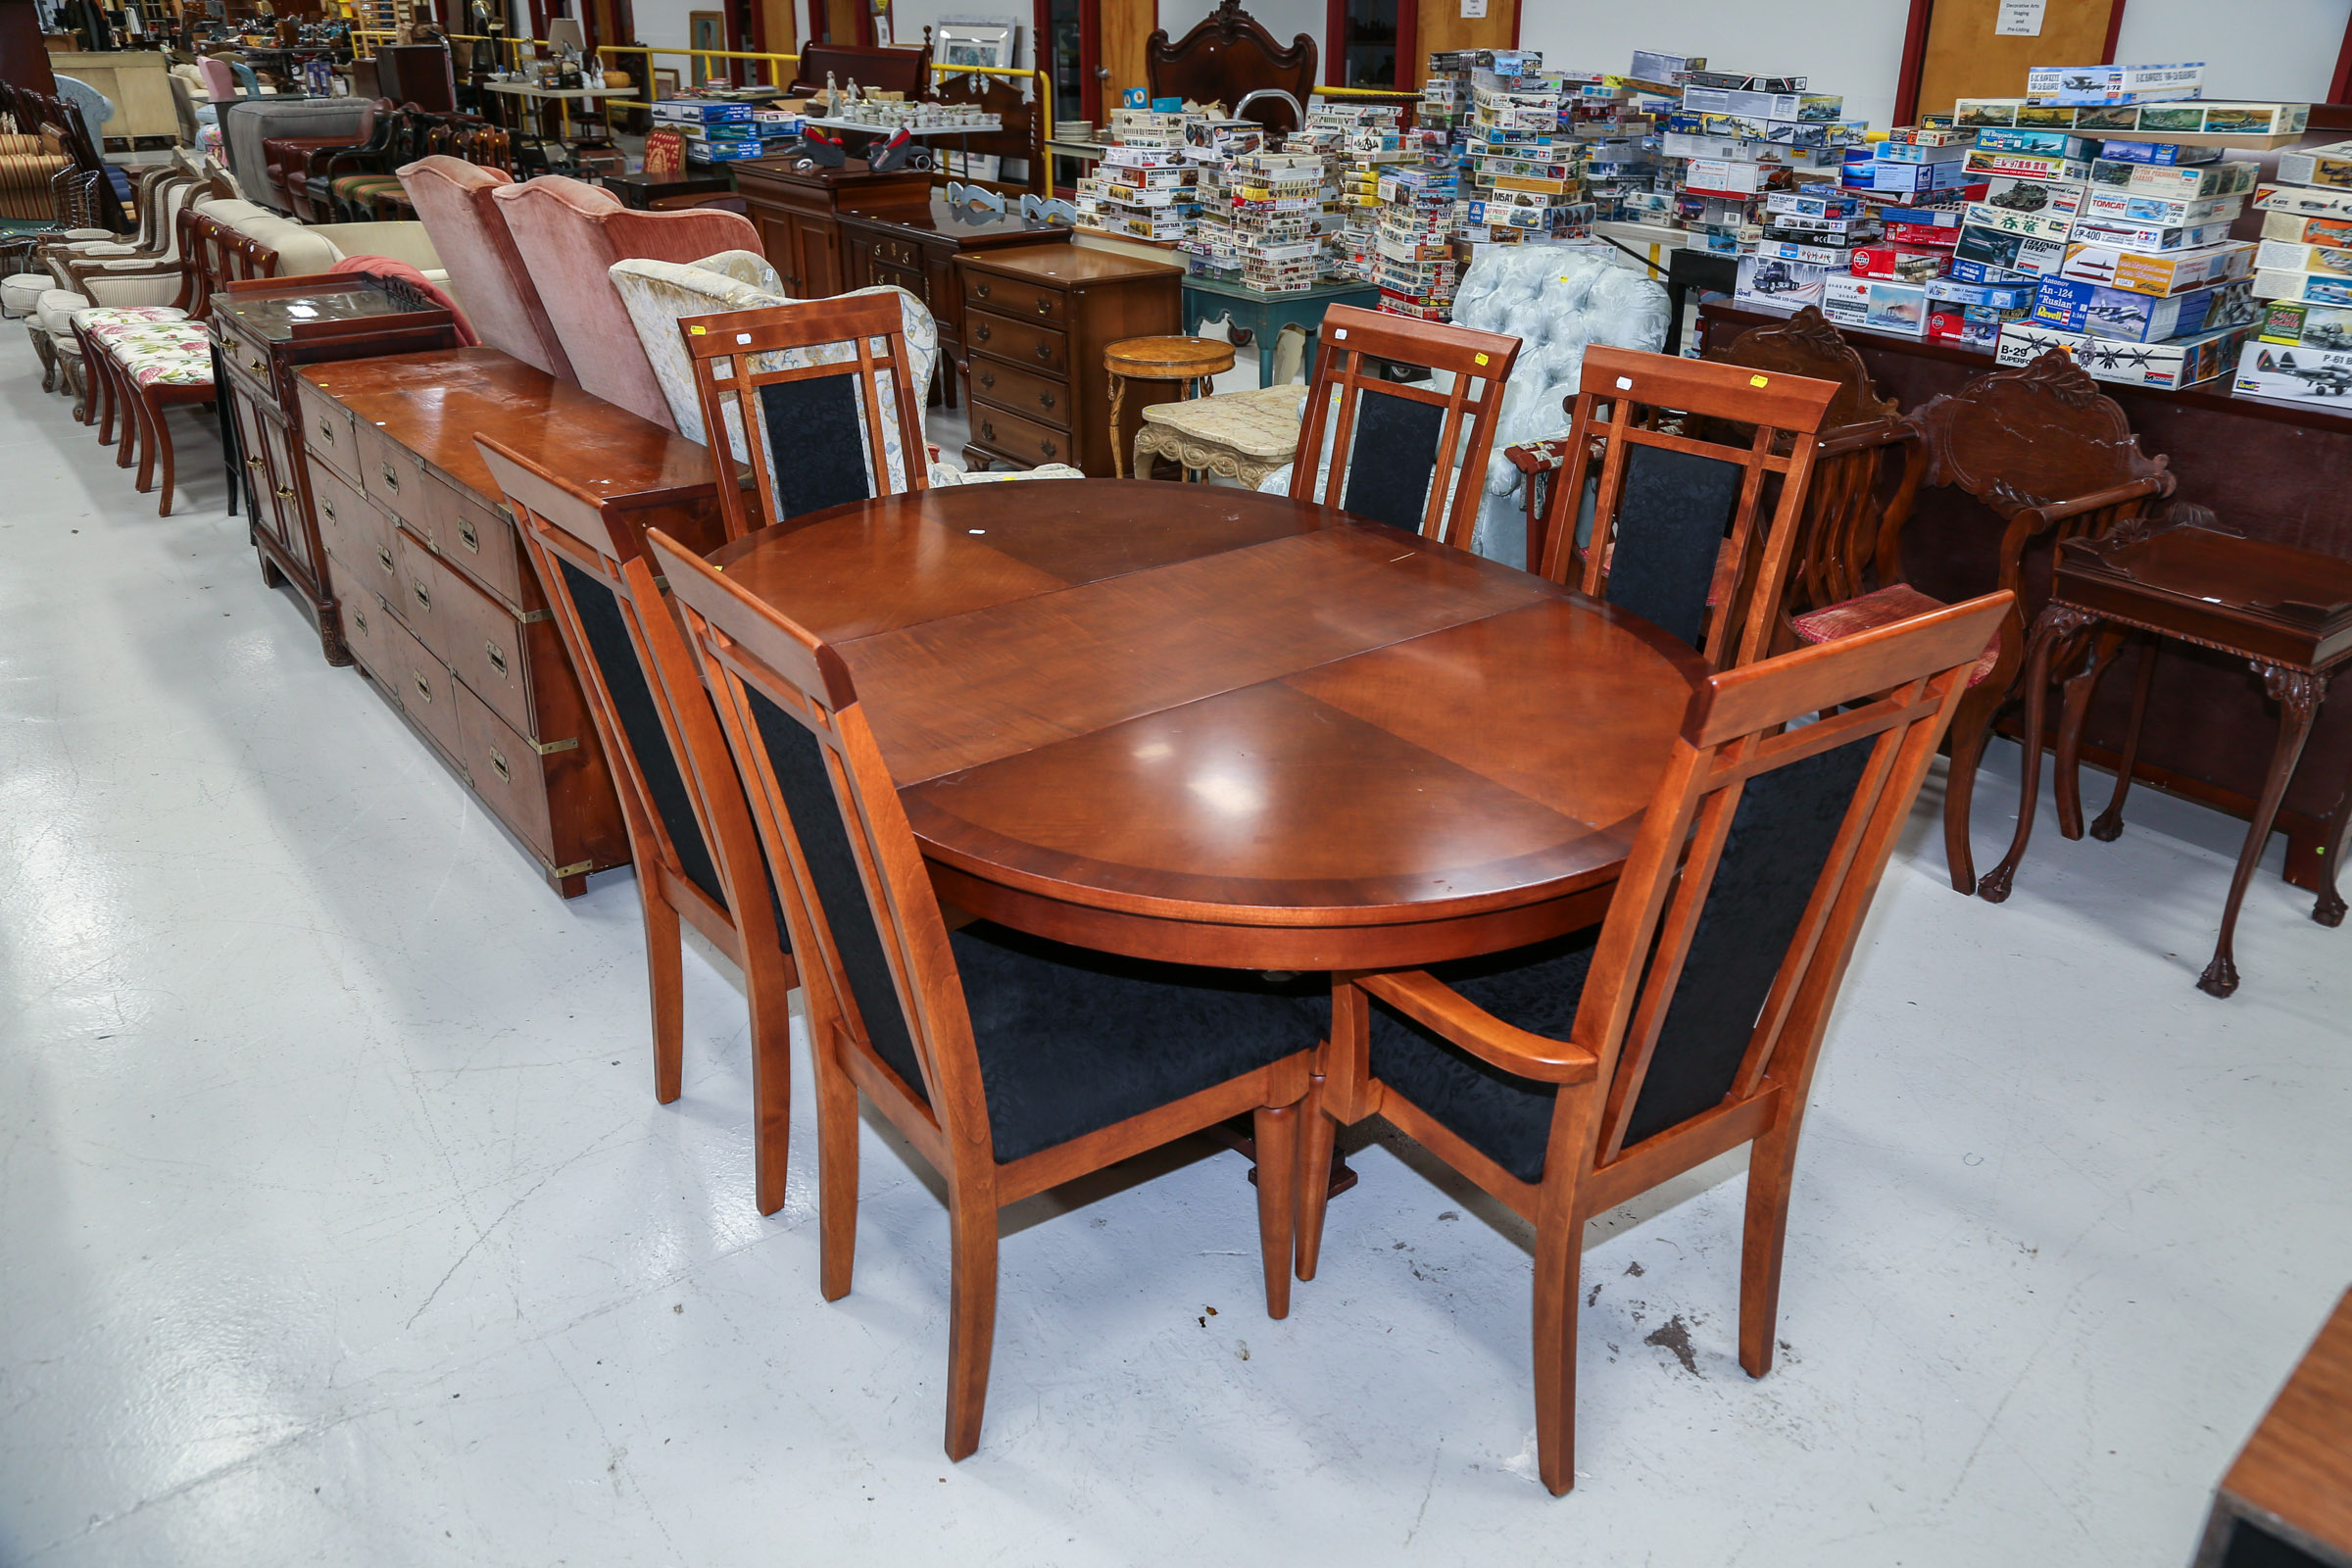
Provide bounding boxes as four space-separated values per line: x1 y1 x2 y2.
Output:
4 340 2351 1568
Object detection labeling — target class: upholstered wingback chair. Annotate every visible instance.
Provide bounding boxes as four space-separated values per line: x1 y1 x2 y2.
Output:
398 155 567 378
489 175 759 430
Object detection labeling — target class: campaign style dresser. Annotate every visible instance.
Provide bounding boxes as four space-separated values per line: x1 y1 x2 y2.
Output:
836 198 1071 407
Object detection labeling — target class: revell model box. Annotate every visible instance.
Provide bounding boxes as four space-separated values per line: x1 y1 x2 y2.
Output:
1996 318 2250 389
1962 201 2075 243
2092 138 2221 167
1973 127 2096 157
2256 182 2352 220
2253 269 2352 305
2068 218 2235 253
2030 275 2254 340
2059 239 2254 295
2025 62 2204 106
2262 212 2352 246
1965 149 2094 183
1977 174 2088 218
2275 141 2352 191
1850 243 1949 281
2089 159 2261 199
1956 223 2067 276
2255 239 2352 278
2081 189 2244 226
2258 300 2352 347
2232 340 2352 404
1736 254 1830 309
1821 275 1930 336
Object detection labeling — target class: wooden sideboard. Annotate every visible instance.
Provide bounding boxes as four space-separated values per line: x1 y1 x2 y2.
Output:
955 243 1184 476
2193 1288 2352 1567
730 159 932 302
295 347 730 897
837 197 1071 408
1699 301 2352 892
213 275 462 668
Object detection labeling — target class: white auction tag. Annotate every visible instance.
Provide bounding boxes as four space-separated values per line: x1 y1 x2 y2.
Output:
1995 0 2045 35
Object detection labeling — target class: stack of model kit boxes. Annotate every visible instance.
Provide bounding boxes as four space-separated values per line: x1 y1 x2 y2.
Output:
1077 108 1204 242
2233 142 2352 403
1216 148 1334 293
1325 103 1412 282
1659 65 1861 255
1374 159 1463 317
1456 62 1594 249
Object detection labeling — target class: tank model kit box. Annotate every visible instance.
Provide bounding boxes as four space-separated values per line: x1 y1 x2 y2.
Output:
1979 174 2089 219
2030 275 2255 341
2257 299 2352 347
2058 239 2254 295
1996 318 2250 388
2232 340 2352 404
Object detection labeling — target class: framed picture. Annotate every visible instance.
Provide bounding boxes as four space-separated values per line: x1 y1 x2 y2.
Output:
936 15 1019 81
654 67 681 101
688 11 724 85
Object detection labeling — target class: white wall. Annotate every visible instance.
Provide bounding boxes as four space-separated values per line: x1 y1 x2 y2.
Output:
2113 0 2348 104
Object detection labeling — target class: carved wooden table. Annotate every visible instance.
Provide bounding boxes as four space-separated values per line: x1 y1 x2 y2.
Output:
707 478 1708 970
1102 335 1234 479
1981 526 2352 997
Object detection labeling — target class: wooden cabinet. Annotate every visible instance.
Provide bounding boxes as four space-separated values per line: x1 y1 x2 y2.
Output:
210 276 463 667
955 243 1184 477
296 347 732 899
837 199 1072 406
730 160 932 301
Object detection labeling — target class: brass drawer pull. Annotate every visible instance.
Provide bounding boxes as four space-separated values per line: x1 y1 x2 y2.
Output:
375 543 394 574
975 321 992 342
274 485 296 502
458 516 479 553
488 748 511 783
974 280 992 299
412 581 431 612
379 463 400 493
320 500 336 522
484 640 508 678
1041 439 1057 459
352 607 368 635
318 418 335 444
980 419 995 441
978 370 995 389
1037 298 1052 315
1039 390 1055 410
1035 342 1053 362
245 455 265 469
413 671 432 704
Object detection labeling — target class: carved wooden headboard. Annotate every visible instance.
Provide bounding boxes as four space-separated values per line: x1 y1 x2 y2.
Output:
1145 0 1316 135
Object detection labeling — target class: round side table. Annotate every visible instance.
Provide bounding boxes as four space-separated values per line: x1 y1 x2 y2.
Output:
1102 335 1235 479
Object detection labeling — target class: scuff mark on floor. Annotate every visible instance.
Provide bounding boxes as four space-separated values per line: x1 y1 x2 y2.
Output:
1644 1315 1699 1375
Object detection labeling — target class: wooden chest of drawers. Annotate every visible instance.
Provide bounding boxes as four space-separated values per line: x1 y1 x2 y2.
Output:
731 160 933 302
296 348 730 898
954 244 1183 477
837 199 1070 408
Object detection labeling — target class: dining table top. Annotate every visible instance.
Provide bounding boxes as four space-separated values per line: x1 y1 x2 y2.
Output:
708 478 1708 969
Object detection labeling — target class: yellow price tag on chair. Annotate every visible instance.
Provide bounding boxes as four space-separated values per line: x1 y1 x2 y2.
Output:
689 324 708 335
1474 352 1490 366
1750 373 1769 387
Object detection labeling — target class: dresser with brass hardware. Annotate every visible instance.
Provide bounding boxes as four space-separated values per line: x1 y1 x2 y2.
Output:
731 160 933 302
837 199 1071 409
210 276 462 666
954 243 1184 476
296 347 732 898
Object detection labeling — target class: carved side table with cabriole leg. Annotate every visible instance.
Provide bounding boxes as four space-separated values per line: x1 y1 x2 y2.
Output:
1979 525 2352 997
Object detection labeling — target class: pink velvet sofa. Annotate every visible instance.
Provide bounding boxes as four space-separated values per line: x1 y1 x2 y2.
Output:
397 156 571 379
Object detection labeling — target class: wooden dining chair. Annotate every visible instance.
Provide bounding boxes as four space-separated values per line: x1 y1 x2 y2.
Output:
474 437 801 1215
1537 346 1842 670
678 291 932 542
1289 301 1521 548
647 527 1323 1462
1778 348 2181 894
1296 589 2014 1495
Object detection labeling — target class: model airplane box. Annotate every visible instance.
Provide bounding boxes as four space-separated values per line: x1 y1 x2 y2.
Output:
2092 138 2221 167
2275 141 2352 191
2069 218 2235 253
1822 275 1930 336
2233 340 2352 403
1736 254 1830 309
1956 222 2067 277
2081 188 2243 226
1965 149 2094 184
2256 182 2352 220
2253 268 2352 305
2025 62 2203 106
2059 239 2254 295
1997 318 2249 388
2031 275 2254 341
2263 212 2352 246
2131 101 2308 135
1929 276 2038 311
1973 127 2097 158
2090 159 2261 200
2256 239 2352 278
1926 304 2011 350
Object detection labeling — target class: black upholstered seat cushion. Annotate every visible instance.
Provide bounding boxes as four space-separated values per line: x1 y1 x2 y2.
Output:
952 922 1324 1165
1368 929 1598 1186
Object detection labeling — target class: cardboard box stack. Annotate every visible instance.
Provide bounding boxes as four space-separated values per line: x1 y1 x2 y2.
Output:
2236 146 2352 403
1457 60 1594 250
653 98 797 163
1077 108 1203 242
1660 64 1866 255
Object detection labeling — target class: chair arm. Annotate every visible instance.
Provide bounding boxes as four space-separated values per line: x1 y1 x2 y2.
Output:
60 254 177 292
1813 417 1913 462
1505 437 1569 475
2019 475 2167 529
1354 971 1598 1085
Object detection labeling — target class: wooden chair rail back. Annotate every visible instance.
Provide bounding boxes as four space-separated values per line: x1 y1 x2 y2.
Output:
1903 347 2175 523
1540 346 1842 670
1290 303 1522 549
676 293 933 542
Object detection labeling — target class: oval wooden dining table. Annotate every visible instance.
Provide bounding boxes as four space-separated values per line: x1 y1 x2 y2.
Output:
707 479 1708 971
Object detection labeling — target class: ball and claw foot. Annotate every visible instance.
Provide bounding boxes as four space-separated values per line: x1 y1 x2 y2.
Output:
2088 809 2126 843
1976 865 2014 904
2196 954 2239 999
2316 888 2347 928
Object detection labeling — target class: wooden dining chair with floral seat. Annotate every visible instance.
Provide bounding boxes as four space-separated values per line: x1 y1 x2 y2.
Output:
648 528 1323 1462
678 291 938 541
1537 346 1842 671
1773 348 2184 894
473 437 802 1216
1293 589 2012 1495
1287 302 1522 547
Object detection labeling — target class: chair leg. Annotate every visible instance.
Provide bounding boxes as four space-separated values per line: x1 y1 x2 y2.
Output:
32 327 56 391
1939 694 1996 895
943 1192 1001 1462
1531 1207 1582 1496
95 354 120 446
1739 1112 1801 1380
746 950 794 1220
1294 1074 1338 1282
2054 627 2124 841
639 878 685 1105
813 1022 860 1302
135 388 163 499
1981 607 2095 905
1251 1100 1298 1320
2091 634 2159 843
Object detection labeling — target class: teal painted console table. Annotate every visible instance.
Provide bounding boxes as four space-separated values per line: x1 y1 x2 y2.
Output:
1180 275 1383 386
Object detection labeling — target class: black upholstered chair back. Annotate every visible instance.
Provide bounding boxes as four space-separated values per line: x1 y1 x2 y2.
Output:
1291 303 1521 549
1567 594 2013 1167
677 292 932 544
1541 347 1841 671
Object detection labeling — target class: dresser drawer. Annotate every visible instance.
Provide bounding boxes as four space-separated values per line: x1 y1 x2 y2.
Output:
338 588 395 684
296 381 361 489
392 527 446 643
379 611 465 760
353 415 427 516
310 455 400 595
396 527 575 745
970 402 1077 468
420 471 536 612
967 309 1067 376
217 322 278 405
967 359 1071 430
964 271 1065 325
453 680 559 863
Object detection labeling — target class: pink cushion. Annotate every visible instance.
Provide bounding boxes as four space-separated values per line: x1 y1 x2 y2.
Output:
489 175 760 430
397 156 568 378
1791 584 2001 688
198 58 238 105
